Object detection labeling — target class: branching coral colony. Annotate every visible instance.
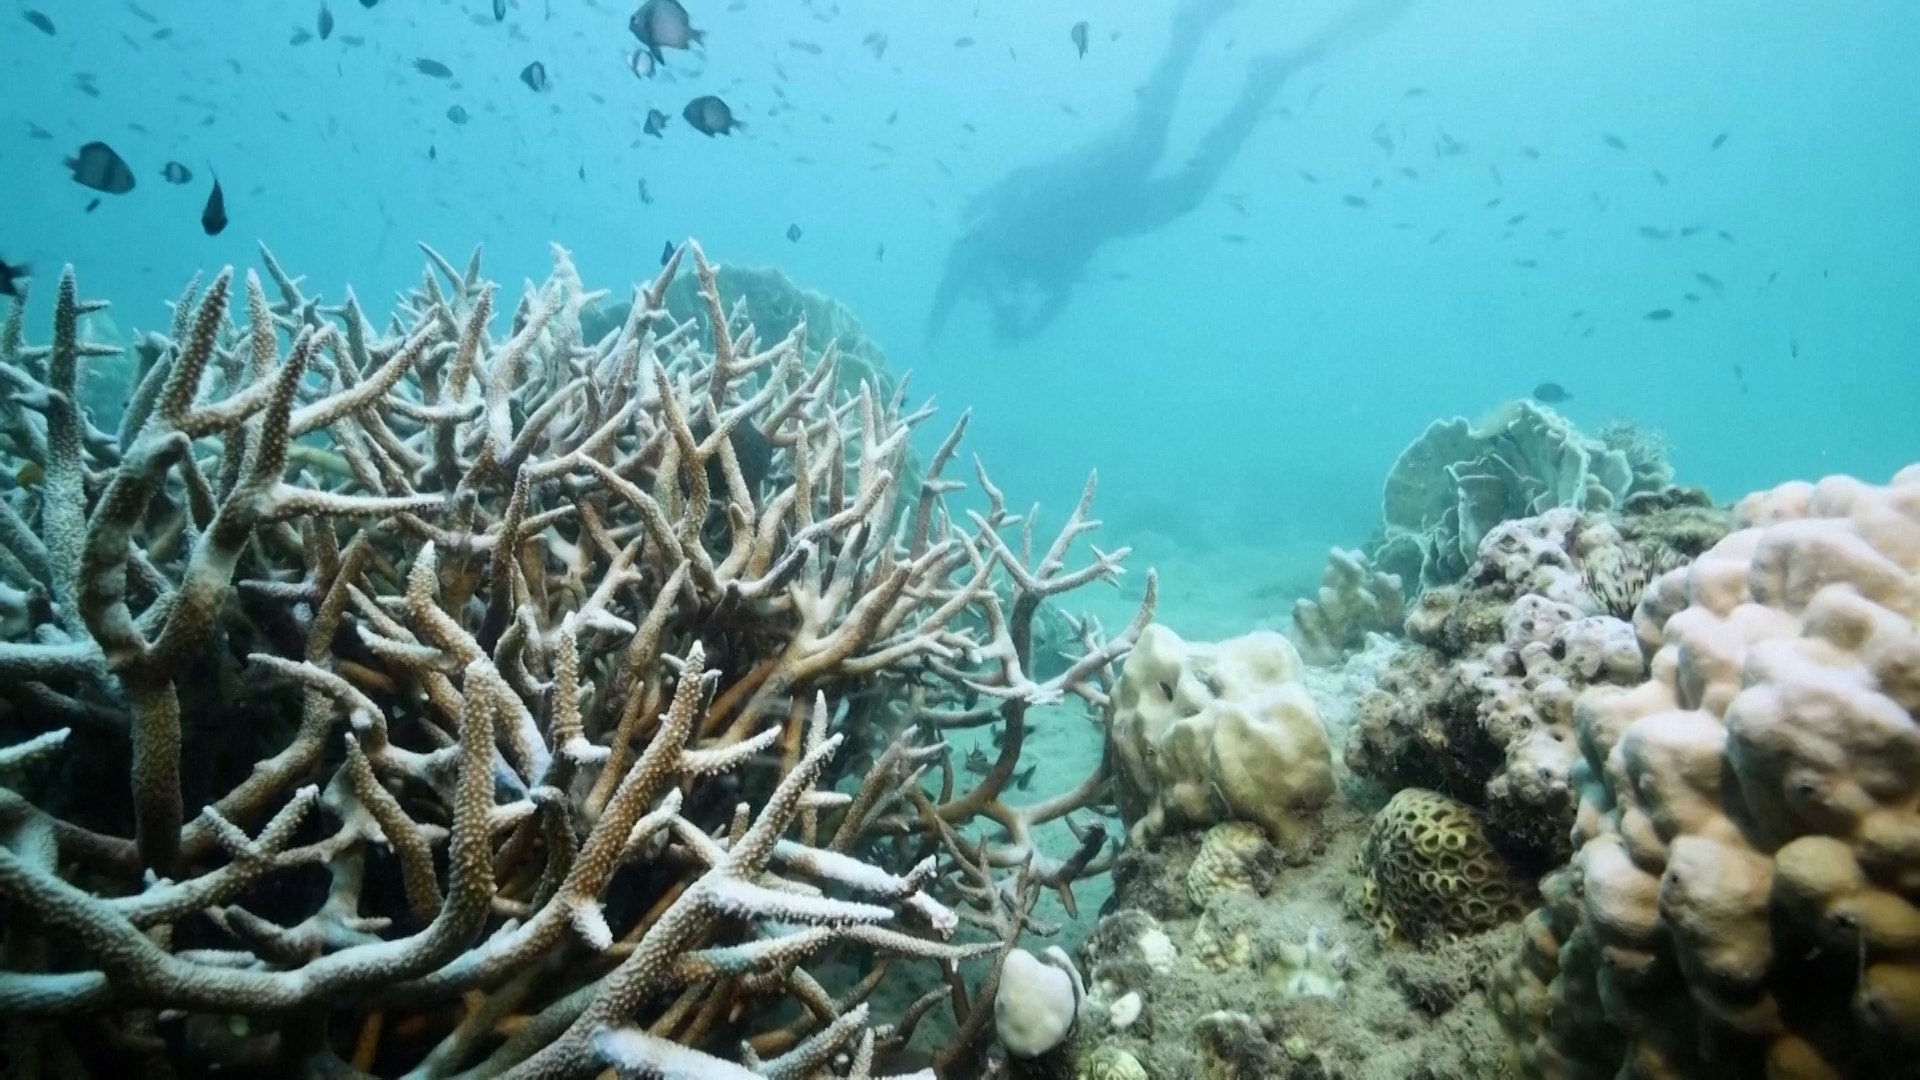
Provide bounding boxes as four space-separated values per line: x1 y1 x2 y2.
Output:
0 240 1153 1078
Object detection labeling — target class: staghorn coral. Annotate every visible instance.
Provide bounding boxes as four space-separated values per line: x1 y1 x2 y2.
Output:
0 241 1153 1078
1289 547 1404 666
1497 465 1920 1079
1108 624 1333 856
1356 789 1531 947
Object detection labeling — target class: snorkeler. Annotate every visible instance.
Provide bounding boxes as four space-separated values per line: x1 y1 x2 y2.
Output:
925 0 1413 345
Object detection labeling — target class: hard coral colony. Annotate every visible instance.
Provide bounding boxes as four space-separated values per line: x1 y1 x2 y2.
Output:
0 242 1151 1077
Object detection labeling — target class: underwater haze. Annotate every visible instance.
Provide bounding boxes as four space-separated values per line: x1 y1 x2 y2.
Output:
6 0 1920 585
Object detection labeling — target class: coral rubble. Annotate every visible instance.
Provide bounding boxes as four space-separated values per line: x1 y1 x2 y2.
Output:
0 242 1150 1077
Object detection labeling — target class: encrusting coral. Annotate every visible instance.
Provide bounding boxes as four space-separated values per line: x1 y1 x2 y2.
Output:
0 241 1154 1077
1496 465 1920 1078
1345 501 1723 867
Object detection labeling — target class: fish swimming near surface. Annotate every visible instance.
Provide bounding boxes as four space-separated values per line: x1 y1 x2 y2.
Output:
643 108 668 137
1643 308 1673 322
494 0 507 21
0 258 27 298
1602 133 1628 150
24 9 54 34
318 4 333 40
629 0 702 63
162 161 193 184
682 95 739 136
413 57 454 79
785 223 801 242
1710 131 1729 150
1070 20 1089 58
67 141 136 194
636 177 652 204
520 61 548 91
201 176 228 235
447 104 469 124
1531 381 1570 403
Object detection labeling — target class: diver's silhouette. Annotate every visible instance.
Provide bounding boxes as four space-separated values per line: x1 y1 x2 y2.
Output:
925 0 1412 344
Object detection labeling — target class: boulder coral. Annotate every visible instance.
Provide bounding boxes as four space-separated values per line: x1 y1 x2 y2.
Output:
1497 465 1920 1078
1109 624 1334 856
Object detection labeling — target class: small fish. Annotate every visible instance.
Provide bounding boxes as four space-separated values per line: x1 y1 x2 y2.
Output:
660 240 675 266
15 461 43 488
636 177 652 204
25 122 51 141
1602 133 1628 151
290 28 313 45
629 0 703 63
84 198 100 212
161 161 193 184
66 142 136 194
428 144 437 160
1522 145 1541 159
1532 382 1570 403
785 223 802 242
360 0 377 6
1341 194 1368 208
1710 132 1728 150
413 57 454 79
954 36 974 48
447 104 470 124
201 176 228 235
874 242 885 261
494 0 507 20
1651 169 1667 186
788 39 822 55
628 49 655 78
1012 763 1038 791
1636 225 1671 240
1694 270 1724 294
643 109 668 137
1404 86 1426 97
681 95 739 136
963 747 991 776
1643 308 1673 322
23 9 54 34
1505 212 1528 226
577 165 585 181
1717 229 1735 243
0 257 28 298
318 4 333 40
1678 225 1702 238
520 61 548 91
862 31 888 59
1070 20 1089 58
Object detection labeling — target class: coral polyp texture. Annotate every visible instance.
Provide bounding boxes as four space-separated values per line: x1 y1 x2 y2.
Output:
1108 624 1334 855
1497 465 1920 1078
0 242 1151 1077
1356 788 1531 947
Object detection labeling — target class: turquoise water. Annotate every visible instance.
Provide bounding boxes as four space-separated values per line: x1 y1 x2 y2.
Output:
6 0 1918 552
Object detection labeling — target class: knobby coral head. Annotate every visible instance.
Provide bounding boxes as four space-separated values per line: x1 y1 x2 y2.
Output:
0 239 1154 1078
